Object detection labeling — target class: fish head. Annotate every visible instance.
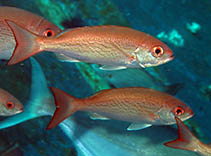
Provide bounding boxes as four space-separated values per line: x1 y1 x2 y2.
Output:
155 97 193 125
34 19 61 38
0 89 24 116
135 35 174 67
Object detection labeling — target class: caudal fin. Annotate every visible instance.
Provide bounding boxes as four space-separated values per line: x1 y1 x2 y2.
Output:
0 57 53 129
164 117 200 152
5 20 42 65
46 87 78 130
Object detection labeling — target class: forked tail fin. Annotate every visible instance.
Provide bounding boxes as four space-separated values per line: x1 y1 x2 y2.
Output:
0 57 53 129
46 87 78 130
164 117 201 153
5 20 42 65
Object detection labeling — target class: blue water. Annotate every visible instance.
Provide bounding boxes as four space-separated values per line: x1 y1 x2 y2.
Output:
0 0 210 156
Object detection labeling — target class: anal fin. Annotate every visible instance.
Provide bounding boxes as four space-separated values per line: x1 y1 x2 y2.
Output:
99 65 126 70
127 123 152 131
88 112 110 120
55 53 81 63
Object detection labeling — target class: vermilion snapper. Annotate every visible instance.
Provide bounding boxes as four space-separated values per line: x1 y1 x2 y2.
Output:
0 6 61 60
47 87 193 130
164 117 211 156
6 21 174 69
0 88 23 116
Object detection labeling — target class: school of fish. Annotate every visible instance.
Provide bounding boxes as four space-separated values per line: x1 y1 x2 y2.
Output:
0 5 204 156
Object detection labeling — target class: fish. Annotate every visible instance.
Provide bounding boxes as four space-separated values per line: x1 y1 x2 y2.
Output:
0 88 23 116
0 6 61 60
164 117 211 156
0 57 195 156
92 64 184 94
46 86 193 130
6 21 174 68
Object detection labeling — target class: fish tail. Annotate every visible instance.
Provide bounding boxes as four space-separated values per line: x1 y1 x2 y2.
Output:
164 117 201 153
0 57 53 129
5 20 42 65
46 87 79 130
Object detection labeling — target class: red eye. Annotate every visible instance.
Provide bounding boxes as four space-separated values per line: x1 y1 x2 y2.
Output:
44 29 54 37
152 46 164 57
6 102 14 109
174 106 185 116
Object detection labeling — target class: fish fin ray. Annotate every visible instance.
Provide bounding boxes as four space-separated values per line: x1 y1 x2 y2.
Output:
46 87 78 130
88 112 110 120
5 20 41 65
164 117 200 152
99 65 127 70
127 123 152 131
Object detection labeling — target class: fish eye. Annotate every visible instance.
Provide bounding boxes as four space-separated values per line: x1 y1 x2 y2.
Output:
174 106 184 116
6 102 14 109
152 46 164 57
44 29 54 37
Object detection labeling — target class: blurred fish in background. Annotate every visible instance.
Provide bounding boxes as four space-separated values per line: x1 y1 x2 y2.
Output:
0 0 210 156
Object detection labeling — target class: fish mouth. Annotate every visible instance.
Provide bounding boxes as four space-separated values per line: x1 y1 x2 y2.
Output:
164 55 174 63
187 110 194 119
16 108 24 114
169 55 174 60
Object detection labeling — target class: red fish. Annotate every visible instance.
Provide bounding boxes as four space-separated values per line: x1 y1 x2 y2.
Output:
0 88 23 116
0 6 61 60
6 21 174 69
47 87 193 130
164 117 211 156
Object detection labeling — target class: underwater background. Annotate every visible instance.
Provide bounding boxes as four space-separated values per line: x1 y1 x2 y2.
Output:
0 0 210 155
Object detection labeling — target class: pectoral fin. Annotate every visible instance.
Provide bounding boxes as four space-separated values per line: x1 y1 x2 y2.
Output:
88 112 110 120
127 123 152 131
55 53 81 63
99 65 127 70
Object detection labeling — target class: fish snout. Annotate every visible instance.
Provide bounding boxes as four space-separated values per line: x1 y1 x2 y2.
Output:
169 55 174 60
20 107 24 112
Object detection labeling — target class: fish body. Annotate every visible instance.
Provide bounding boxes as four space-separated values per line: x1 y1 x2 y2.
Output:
0 88 23 116
6 21 174 68
0 6 61 60
47 87 193 130
164 117 211 156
